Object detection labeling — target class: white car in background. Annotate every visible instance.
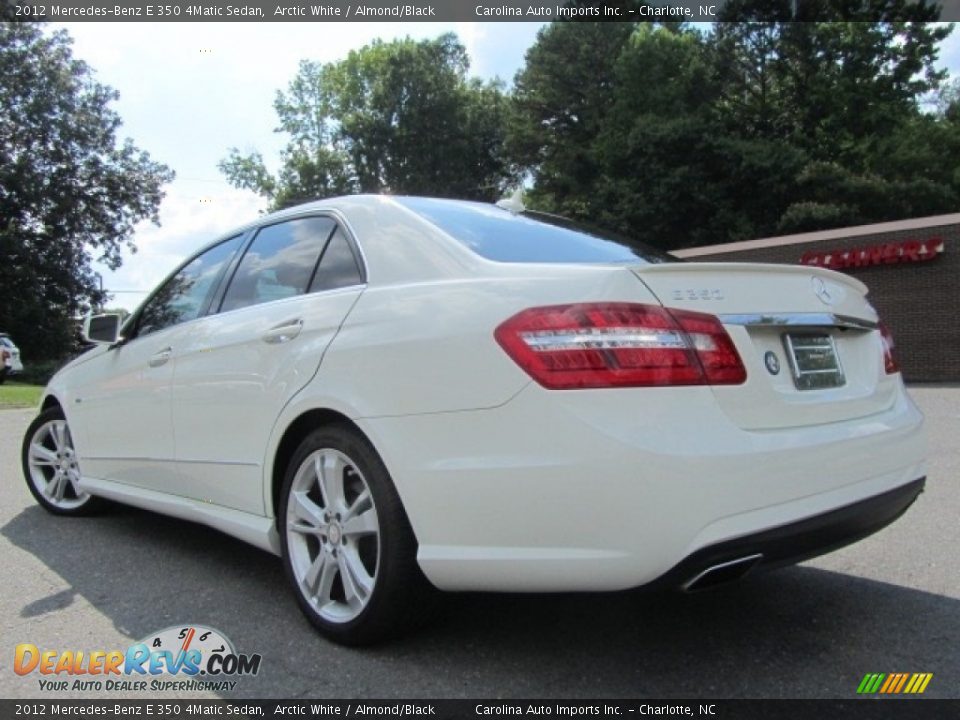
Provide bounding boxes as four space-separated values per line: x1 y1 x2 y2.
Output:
22 195 926 645
1 333 23 383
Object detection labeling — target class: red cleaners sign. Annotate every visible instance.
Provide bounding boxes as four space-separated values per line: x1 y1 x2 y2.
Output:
801 238 944 270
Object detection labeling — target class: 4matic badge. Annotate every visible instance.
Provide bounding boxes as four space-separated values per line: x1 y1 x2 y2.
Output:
13 624 262 693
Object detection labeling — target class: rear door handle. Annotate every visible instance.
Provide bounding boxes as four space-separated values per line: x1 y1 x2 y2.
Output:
262 319 304 345
148 347 172 367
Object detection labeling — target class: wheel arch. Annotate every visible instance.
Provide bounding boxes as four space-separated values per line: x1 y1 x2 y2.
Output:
269 408 367 523
41 394 62 412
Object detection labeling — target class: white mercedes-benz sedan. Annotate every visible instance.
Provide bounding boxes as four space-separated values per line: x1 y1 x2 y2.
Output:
22 195 926 644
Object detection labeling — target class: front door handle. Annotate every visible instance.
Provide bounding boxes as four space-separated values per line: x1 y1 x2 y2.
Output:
148 347 172 367
262 319 304 345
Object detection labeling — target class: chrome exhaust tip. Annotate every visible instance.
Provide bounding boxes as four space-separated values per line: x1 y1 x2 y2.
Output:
682 553 763 592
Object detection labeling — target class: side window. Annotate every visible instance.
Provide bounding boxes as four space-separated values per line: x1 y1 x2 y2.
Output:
309 227 364 293
220 217 335 313
137 235 243 338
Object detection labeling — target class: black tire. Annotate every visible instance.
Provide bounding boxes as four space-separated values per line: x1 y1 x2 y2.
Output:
0 368 7 384
279 425 438 645
21 407 106 516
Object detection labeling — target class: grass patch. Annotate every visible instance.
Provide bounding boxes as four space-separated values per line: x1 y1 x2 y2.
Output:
0 382 43 409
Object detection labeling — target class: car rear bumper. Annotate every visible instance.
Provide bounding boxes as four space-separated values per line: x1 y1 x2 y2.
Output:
360 380 927 592
654 476 925 592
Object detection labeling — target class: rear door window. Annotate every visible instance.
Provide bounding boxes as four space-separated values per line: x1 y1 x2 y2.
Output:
220 217 336 313
308 227 364 292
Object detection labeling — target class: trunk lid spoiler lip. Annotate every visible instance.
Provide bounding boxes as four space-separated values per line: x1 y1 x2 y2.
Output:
635 261 869 295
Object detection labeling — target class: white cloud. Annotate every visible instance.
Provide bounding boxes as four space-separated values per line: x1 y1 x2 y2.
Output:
100 185 266 311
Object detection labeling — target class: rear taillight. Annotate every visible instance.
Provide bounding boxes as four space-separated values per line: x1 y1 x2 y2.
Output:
879 322 899 374
494 303 746 389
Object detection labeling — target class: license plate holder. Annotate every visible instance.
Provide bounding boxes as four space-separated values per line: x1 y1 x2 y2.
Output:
782 333 845 391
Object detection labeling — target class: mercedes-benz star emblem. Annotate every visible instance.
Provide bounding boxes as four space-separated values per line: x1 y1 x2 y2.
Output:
812 276 835 305
764 351 780 375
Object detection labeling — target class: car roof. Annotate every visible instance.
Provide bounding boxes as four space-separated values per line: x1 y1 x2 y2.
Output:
155 195 636 297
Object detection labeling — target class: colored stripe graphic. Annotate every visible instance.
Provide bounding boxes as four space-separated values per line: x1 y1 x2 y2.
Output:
858 673 932 694
857 673 885 694
904 673 934 694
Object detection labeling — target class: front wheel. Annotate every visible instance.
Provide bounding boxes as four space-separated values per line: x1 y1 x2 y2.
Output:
279 426 436 645
22 407 105 515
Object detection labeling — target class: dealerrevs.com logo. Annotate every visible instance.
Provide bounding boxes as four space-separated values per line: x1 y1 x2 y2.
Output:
14 625 262 693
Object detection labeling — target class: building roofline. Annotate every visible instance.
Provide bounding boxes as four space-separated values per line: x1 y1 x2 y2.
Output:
672 212 960 258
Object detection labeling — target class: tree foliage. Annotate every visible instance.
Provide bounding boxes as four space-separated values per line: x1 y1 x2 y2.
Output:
0 22 173 361
220 34 512 210
509 13 954 250
224 15 957 250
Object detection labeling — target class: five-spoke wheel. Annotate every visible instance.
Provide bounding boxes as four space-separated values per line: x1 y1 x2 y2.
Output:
22 407 103 515
286 448 381 623
279 426 436 645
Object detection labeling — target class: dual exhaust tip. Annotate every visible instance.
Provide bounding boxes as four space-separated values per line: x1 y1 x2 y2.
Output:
682 553 764 592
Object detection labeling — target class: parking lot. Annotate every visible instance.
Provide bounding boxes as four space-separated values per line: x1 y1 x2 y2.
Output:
2 387 957 700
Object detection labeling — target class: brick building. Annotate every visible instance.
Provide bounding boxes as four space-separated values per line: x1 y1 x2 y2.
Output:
673 214 959 382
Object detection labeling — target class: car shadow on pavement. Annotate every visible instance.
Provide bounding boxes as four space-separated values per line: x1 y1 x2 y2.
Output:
3 503 957 699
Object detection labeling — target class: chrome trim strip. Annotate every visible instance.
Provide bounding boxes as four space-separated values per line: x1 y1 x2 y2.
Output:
718 313 877 331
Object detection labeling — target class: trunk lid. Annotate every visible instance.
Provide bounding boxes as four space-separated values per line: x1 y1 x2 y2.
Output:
632 262 898 429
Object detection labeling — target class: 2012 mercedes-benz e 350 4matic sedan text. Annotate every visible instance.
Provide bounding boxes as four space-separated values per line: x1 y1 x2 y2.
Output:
22 195 926 644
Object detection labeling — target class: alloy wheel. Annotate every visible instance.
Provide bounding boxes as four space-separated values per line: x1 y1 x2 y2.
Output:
26 419 90 511
285 449 381 624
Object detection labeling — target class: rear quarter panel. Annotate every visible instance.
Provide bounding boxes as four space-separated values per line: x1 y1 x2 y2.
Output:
262 264 663 518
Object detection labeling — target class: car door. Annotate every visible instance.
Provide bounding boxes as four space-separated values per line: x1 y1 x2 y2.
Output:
66 235 244 489
169 216 366 514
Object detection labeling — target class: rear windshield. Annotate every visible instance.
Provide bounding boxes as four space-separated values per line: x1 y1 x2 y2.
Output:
394 197 674 265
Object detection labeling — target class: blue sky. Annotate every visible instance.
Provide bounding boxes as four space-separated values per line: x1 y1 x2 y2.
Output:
53 21 960 310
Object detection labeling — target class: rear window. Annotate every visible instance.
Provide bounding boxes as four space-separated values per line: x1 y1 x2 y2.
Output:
395 197 674 265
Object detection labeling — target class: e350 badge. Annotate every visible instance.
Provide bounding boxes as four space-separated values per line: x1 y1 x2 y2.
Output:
14 624 262 693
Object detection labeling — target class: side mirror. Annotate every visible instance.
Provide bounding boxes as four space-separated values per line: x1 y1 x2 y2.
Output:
82 313 124 345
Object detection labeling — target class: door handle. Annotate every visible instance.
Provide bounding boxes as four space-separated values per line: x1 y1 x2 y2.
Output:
262 319 304 345
148 347 172 367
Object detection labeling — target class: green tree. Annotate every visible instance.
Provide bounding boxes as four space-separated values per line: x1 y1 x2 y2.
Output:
590 25 731 248
508 21 636 216
221 34 511 210
712 2 952 233
0 23 174 362
510 12 954 249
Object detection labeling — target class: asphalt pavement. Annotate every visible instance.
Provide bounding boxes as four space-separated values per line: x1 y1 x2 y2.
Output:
2 387 957 699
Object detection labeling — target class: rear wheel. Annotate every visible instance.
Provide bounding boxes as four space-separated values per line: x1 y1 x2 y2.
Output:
279 425 436 645
22 407 104 515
